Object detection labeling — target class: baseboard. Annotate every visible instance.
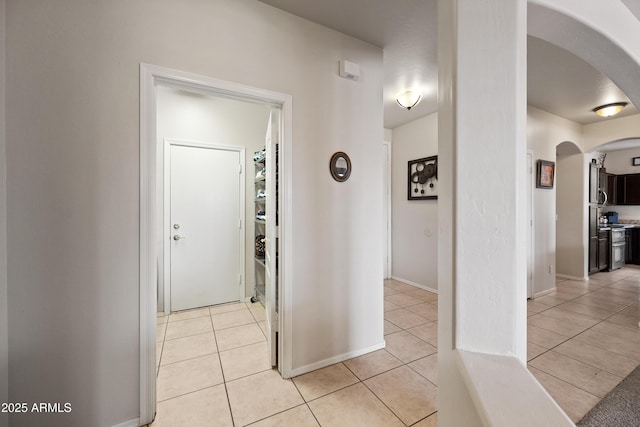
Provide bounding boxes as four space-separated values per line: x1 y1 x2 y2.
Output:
556 274 587 281
112 418 140 427
533 287 556 299
390 276 438 294
288 341 386 378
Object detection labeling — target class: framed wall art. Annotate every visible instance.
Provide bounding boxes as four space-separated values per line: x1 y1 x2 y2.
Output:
408 155 438 200
536 159 555 189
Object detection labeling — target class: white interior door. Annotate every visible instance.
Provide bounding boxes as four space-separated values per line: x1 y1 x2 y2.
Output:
170 144 241 311
265 110 278 367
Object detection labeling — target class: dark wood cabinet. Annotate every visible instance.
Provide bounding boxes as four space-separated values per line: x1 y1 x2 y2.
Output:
606 173 617 205
626 229 633 263
627 175 640 204
632 228 640 264
589 206 599 274
616 174 640 205
598 230 609 271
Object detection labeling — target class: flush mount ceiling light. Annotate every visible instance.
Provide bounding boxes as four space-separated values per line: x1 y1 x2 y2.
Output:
396 91 422 110
593 102 628 118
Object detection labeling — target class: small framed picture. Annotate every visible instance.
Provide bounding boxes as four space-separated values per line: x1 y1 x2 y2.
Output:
536 160 555 189
632 157 640 166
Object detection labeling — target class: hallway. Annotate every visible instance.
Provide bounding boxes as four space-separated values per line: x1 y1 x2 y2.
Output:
150 267 640 426
151 284 438 426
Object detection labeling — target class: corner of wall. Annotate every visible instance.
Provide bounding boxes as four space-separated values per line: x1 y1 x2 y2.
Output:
384 128 393 142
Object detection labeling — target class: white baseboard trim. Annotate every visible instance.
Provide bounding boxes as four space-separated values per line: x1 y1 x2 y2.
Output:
288 341 385 378
390 276 438 294
533 287 556 299
556 274 588 281
112 418 140 427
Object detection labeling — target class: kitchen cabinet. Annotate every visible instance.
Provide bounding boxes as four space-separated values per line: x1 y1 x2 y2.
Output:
632 228 640 264
606 173 617 205
616 174 640 205
588 206 599 274
626 229 633 263
598 230 609 271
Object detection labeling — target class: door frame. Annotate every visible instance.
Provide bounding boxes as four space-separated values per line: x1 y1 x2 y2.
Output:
163 139 246 315
527 150 535 298
383 139 392 279
140 63 293 424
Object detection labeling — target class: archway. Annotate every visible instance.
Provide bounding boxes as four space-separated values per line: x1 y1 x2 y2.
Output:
588 137 640 226
529 2 640 112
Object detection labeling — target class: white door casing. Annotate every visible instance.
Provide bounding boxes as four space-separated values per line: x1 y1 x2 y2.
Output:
264 110 278 366
383 140 392 279
527 151 534 298
167 142 243 312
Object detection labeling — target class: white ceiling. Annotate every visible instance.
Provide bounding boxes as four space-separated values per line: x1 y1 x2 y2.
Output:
259 0 638 129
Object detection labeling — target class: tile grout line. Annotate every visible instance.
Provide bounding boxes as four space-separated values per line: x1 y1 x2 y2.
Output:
382 280 440 425
209 311 237 427
527 271 640 401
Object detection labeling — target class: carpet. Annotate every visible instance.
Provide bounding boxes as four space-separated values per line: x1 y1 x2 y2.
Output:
577 363 640 427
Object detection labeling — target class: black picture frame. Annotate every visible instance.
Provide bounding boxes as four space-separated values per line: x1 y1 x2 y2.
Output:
408 155 438 200
632 157 640 166
536 159 555 189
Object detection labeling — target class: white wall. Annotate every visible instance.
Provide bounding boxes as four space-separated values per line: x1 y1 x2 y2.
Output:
0 1 8 426
527 107 583 292
391 113 438 290
387 105 589 290
156 87 270 308
583 114 640 152
5 0 383 425
555 152 587 278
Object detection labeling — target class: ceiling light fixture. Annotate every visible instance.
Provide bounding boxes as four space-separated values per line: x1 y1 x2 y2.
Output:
396 91 422 110
593 102 628 118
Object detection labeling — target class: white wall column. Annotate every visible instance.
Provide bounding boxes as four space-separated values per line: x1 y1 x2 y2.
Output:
438 0 528 425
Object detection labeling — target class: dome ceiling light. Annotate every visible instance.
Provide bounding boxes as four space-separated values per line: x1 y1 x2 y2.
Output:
396 90 422 110
593 102 628 118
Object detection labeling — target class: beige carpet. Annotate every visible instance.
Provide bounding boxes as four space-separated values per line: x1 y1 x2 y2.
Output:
577 363 640 427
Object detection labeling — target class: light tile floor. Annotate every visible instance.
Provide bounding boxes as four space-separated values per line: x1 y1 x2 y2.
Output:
150 290 438 427
149 266 640 426
527 266 640 423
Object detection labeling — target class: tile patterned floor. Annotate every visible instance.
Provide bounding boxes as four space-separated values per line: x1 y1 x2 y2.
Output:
527 266 640 423
149 266 640 426
150 290 438 427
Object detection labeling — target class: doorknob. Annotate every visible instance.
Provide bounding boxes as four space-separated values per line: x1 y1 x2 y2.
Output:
173 224 180 229
173 235 186 241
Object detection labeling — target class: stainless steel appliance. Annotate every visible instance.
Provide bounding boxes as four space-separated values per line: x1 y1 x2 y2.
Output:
610 228 626 271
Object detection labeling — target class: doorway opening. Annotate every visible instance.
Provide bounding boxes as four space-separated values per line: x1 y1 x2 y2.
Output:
140 64 293 425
